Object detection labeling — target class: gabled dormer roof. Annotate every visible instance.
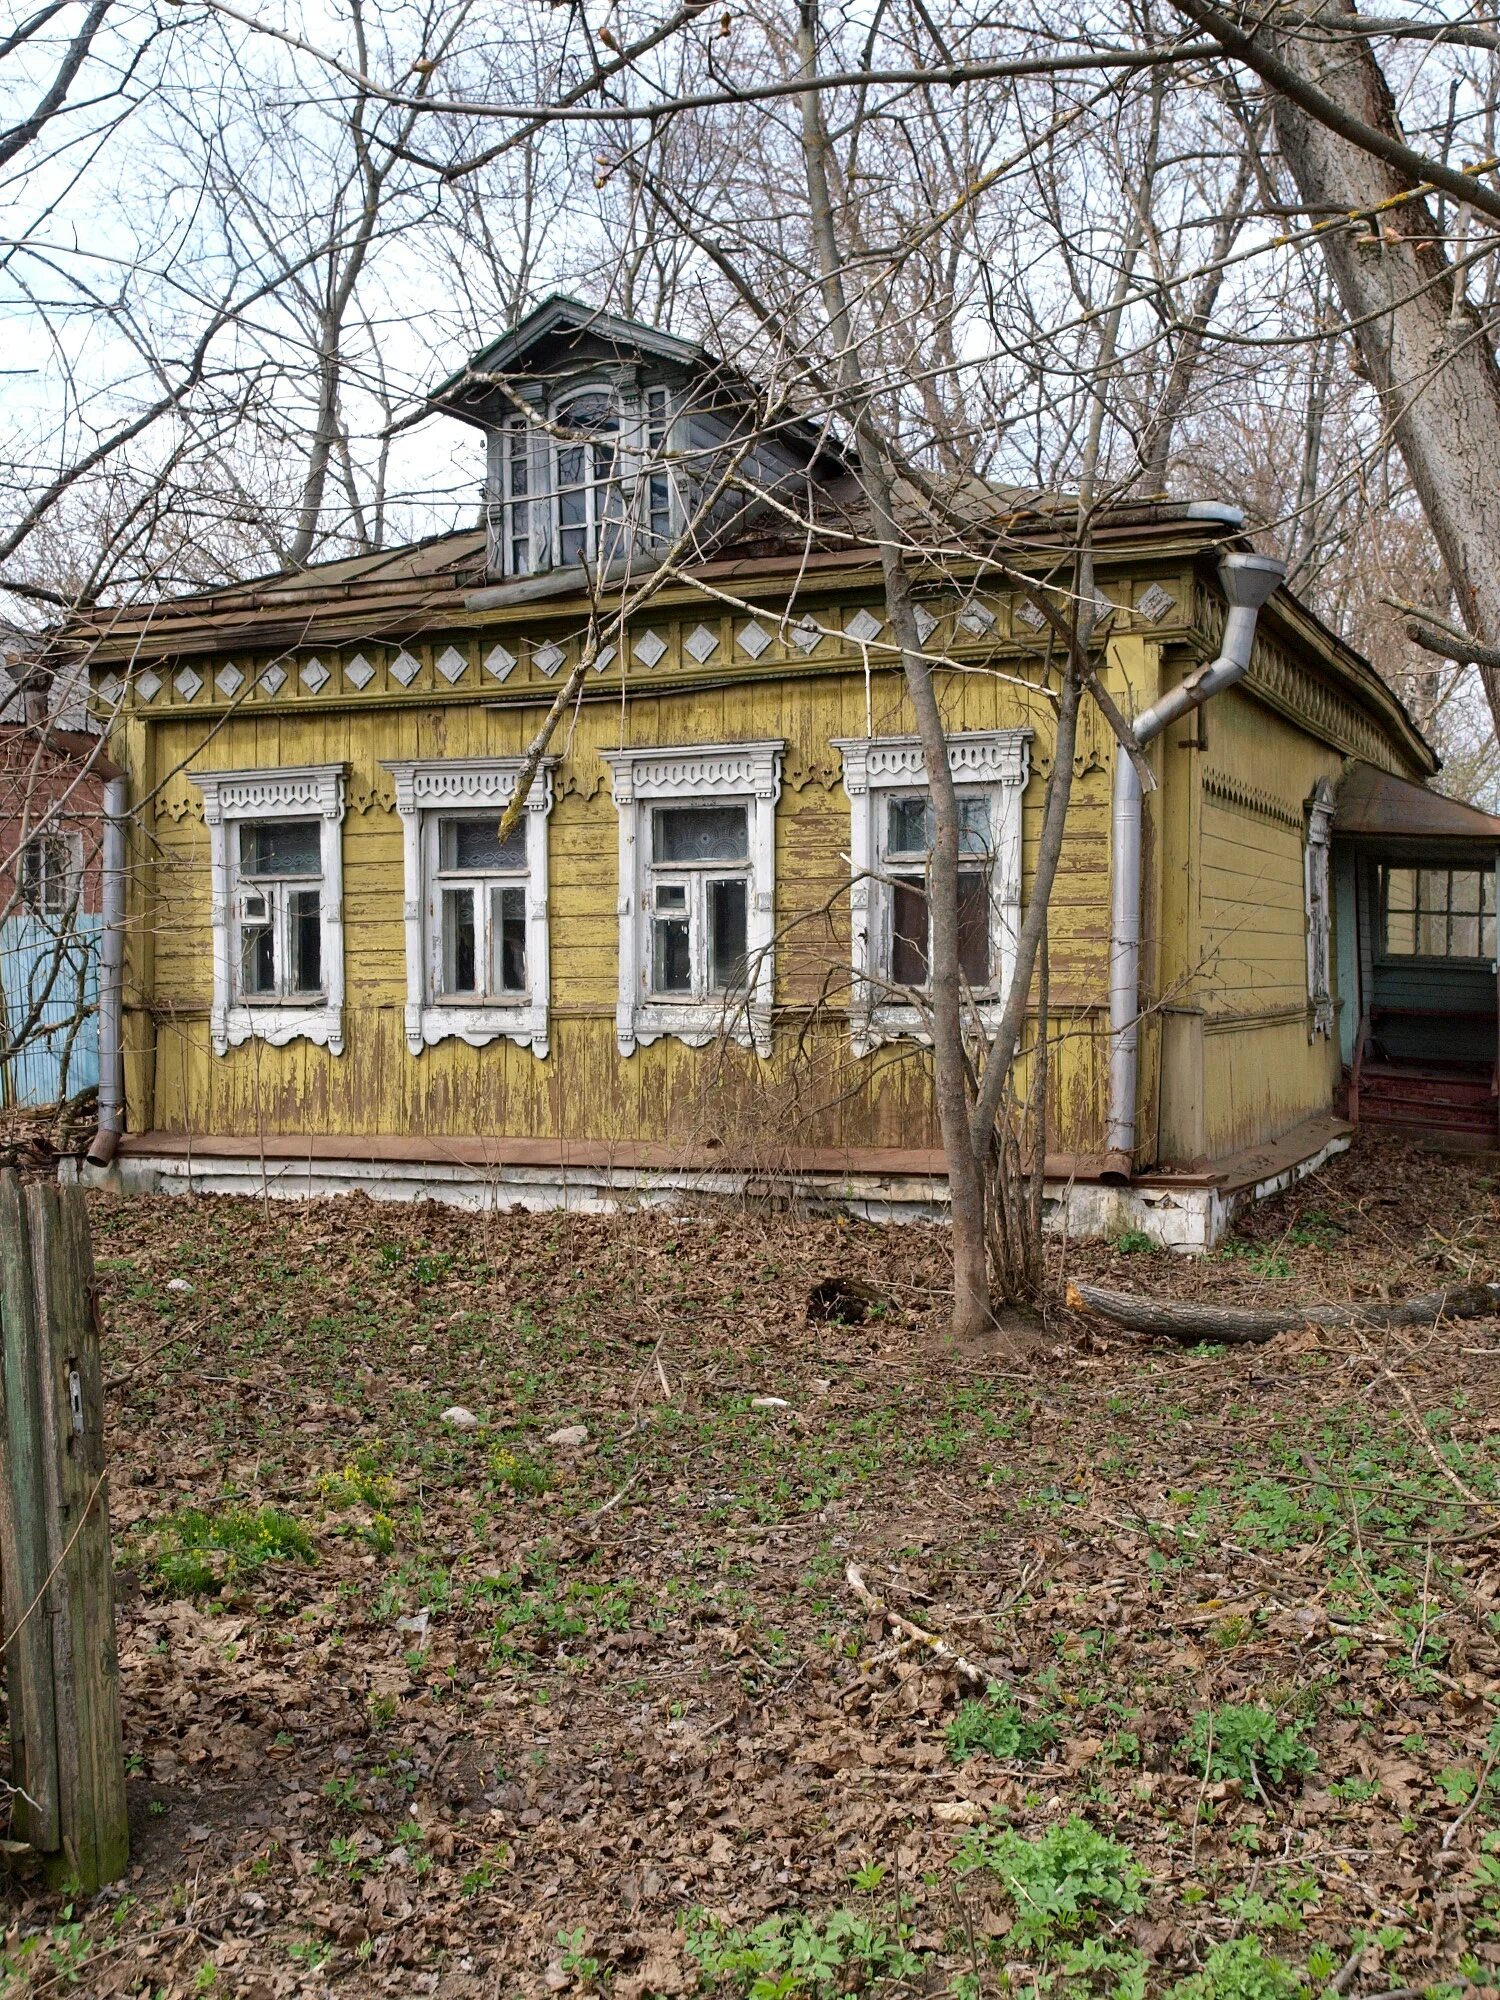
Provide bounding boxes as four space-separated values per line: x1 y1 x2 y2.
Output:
427 293 850 480
428 294 712 414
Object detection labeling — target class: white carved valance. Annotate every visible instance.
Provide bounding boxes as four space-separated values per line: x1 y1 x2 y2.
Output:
602 741 784 806
384 759 555 817
831 731 1031 797
193 763 347 825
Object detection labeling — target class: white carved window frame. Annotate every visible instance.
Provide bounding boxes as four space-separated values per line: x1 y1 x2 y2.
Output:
603 740 783 1058
383 758 556 1058
833 731 1032 1056
1305 775 1336 1041
193 763 347 1058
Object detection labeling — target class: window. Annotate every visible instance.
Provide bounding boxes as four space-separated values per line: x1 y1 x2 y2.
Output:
834 732 1032 1055
647 805 750 995
1382 864 1496 960
192 764 347 1057
604 741 783 1056
384 758 556 1057
237 819 323 1000
19 830 73 916
879 794 994 990
501 421 531 576
1304 778 1335 1039
555 391 622 569
645 385 672 545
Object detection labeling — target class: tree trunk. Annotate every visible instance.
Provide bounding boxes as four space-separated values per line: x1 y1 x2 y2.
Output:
1263 0 1500 732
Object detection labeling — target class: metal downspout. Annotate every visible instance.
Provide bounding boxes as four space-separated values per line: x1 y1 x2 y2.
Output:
1102 552 1287 1182
85 775 128 1169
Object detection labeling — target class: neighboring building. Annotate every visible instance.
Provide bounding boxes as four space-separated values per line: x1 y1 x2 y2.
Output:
65 297 1500 1244
0 722 113 1108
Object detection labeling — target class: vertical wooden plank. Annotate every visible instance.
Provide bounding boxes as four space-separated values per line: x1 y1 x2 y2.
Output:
26 1181 128 1891
0 1169 60 1853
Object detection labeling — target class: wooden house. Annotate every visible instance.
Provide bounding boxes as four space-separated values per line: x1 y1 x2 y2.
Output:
69 298 1500 1246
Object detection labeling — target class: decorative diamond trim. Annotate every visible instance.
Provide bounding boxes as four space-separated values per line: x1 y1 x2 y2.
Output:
345 653 375 689
633 629 667 668
685 623 719 663
215 664 244 698
1137 582 1176 623
532 641 565 677
300 657 329 693
484 643 517 682
846 608 883 645
259 664 287 696
1091 593 1120 629
592 643 617 675
957 599 996 636
1014 597 1047 630
789 616 823 655
97 675 123 707
737 621 772 660
390 650 422 687
137 671 162 703
173 668 203 700
913 605 939 643
436 646 468 684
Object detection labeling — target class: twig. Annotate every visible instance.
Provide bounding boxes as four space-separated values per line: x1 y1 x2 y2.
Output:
844 1562 989 1690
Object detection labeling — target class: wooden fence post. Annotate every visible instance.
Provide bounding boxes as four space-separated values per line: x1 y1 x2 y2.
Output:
0 1168 127 1891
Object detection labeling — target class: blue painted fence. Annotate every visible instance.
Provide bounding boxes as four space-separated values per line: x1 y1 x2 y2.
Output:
0 915 100 1107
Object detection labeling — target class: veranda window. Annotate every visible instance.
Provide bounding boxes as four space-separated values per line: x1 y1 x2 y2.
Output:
647 805 749 997
1382 865 1496 960
236 820 323 1000
879 793 994 990
433 816 529 1000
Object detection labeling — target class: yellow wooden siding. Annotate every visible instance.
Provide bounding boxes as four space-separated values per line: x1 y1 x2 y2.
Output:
125 647 1128 1160
107 586 1422 1173
1192 689 1343 1158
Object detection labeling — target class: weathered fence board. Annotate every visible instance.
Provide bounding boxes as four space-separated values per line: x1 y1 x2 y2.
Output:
0 1169 126 1890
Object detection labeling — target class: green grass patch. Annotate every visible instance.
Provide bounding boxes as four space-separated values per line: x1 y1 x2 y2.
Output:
945 1685 1059 1763
1179 1704 1316 1791
137 1505 315 1596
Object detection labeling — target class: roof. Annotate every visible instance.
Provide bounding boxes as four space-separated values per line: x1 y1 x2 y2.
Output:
428 295 713 405
1335 760 1500 845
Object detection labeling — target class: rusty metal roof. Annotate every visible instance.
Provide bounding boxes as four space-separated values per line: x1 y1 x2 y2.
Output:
1335 760 1500 844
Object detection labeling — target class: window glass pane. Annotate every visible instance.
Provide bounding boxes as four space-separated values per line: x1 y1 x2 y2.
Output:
652 916 691 992
1453 914 1480 957
1385 906 1415 954
1418 912 1447 955
652 805 748 863
21 835 66 913
890 877 928 986
1486 873 1496 914
1486 914 1496 959
493 884 527 993
240 820 320 876
709 878 748 991
507 427 528 497
289 888 322 994
959 798 993 857
560 392 615 433
1419 869 1446 915
440 815 527 873
440 887 477 994
958 871 990 984
886 796 931 856
1453 871 1482 914
241 916 275 995
654 882 687 911
1385 866 1415 913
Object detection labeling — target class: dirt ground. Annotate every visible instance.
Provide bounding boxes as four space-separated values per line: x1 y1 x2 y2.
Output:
2 1130 1499 1998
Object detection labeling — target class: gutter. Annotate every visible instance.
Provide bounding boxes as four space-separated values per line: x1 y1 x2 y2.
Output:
85 775 128 1169
1103 552 1286 1182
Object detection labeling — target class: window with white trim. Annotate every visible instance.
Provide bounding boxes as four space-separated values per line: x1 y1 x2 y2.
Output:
604 741 782 1056
384 758 555 1057
192 764 347 1057
1304 777 1335 1040
833 732 1031 1055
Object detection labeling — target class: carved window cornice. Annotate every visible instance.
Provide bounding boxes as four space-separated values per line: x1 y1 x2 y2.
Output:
602 740 784 805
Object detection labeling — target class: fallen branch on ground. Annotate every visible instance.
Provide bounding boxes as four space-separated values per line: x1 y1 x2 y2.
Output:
844 1561 989 1689
1064 1279 1500 1346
